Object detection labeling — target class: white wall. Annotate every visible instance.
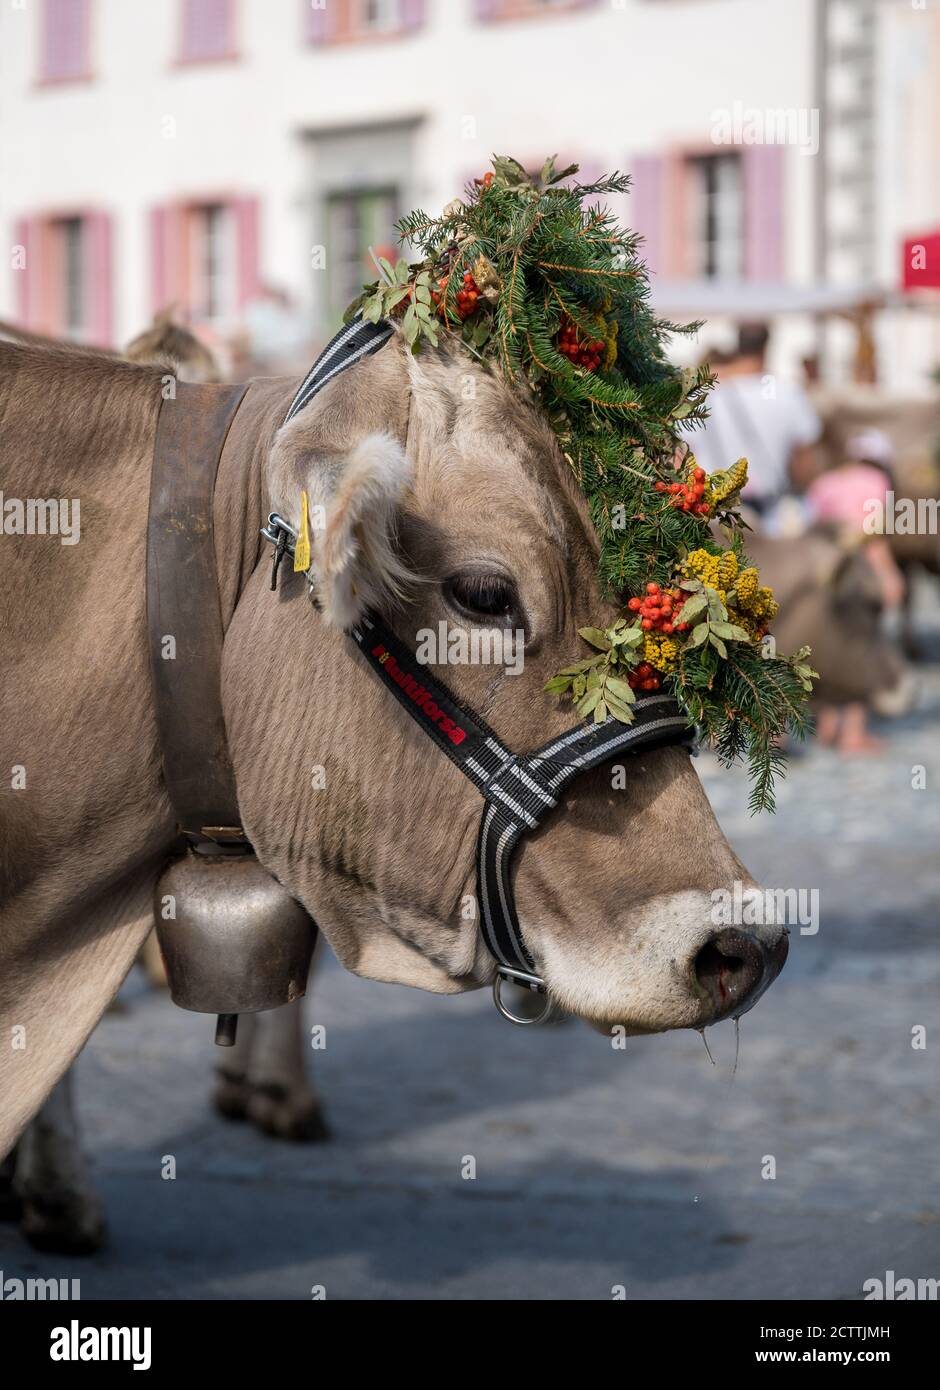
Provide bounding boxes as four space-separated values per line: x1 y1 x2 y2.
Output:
0 0 935 388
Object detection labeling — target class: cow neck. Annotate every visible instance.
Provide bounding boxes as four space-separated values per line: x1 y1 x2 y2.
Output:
148 373 301 854
211 376 297 632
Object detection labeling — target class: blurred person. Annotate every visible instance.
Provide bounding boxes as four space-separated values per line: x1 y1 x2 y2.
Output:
688 322 822 516
241 283 311 375
804 428 906 755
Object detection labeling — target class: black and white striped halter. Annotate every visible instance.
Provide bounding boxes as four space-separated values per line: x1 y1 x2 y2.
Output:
265 317 693 1023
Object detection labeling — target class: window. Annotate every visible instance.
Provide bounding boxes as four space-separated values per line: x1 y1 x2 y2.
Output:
356 0 401 32
306 0 424 44
189 204 237 321
13 211 112 344
686 153 743 279
325 187 399 325
39 0 91 84
473 0 596 21
178 0 236 64
150 197 260 323
59 217 85 334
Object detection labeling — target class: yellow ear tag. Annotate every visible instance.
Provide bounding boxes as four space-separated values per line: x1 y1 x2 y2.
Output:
293 490 311 573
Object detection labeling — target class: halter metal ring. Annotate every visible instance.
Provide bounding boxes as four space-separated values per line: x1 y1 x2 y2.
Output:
492 973 556 1026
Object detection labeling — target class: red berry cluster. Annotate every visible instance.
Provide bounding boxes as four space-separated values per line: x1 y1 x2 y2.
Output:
432 270 480 321
627 662 661 692
474 171 495 191
557 316 606 372
626 581 691 637
654 466 709 515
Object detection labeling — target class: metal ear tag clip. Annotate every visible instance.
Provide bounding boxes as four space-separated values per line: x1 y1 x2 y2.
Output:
261 513 297 591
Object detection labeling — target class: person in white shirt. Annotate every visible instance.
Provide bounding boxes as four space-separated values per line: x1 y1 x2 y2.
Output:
687 323 821 510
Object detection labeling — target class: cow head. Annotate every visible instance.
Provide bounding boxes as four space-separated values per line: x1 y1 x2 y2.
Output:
221 337 787 1034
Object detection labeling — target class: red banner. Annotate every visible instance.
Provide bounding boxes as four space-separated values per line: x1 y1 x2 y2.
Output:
903 230 940 289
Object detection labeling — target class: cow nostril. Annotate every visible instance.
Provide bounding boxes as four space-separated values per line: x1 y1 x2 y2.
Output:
694 928 766 1017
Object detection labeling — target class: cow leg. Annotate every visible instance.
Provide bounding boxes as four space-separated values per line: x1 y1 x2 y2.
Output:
0 1144 22 1220
211 1009 258 1121
13 1069 107 1254
244 997 330 1143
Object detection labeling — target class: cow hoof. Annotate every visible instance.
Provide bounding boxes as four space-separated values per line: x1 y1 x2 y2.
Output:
212 1073 251 1123
246 1087 331 1143
19 1195 108 1256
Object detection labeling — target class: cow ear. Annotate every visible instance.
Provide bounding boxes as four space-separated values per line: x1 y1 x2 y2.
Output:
268 412 415 631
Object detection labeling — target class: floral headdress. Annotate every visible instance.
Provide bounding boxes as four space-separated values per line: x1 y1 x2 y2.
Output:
346 156 815 812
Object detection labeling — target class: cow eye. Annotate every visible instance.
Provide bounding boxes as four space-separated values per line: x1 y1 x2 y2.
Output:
444 573 518 624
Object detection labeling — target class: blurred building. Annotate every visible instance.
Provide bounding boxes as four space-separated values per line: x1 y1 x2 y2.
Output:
1 0 938 386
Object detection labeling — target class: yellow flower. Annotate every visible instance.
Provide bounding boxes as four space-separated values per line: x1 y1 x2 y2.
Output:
735 567 759 606
681 548 721 588
718 551 739 588
710 457 749 504
643 634 679 672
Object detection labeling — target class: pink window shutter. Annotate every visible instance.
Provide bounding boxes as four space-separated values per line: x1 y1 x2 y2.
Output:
150 203 189 315
400 0 426 31
234 197 261 309
86 212 113 346
41 0 89 82
180 0 233 61
150 206 169 315
743 144 785 282
629 155 665 278
304 0 338 43
13 218 36 328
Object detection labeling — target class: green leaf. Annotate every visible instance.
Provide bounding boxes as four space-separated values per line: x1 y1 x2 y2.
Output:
402 304 419 346
544 675 572 694
604 693 636 724
559 657 603 675
360 293 385 324
709 633 728 658
576 689 601 718
677 592 707 624
605 676 636 702
690 622 710 647
378 256 396 282
594 700 608 724
578 626 612 651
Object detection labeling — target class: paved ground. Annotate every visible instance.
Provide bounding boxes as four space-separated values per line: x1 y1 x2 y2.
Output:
3 592 939 1301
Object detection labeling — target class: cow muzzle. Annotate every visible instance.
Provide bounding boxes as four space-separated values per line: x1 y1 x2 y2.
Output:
694 926 789 1023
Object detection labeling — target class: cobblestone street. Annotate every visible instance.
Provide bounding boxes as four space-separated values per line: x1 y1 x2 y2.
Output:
3 595 939 1301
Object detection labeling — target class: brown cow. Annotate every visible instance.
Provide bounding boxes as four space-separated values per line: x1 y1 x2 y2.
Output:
0 334 788 1244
